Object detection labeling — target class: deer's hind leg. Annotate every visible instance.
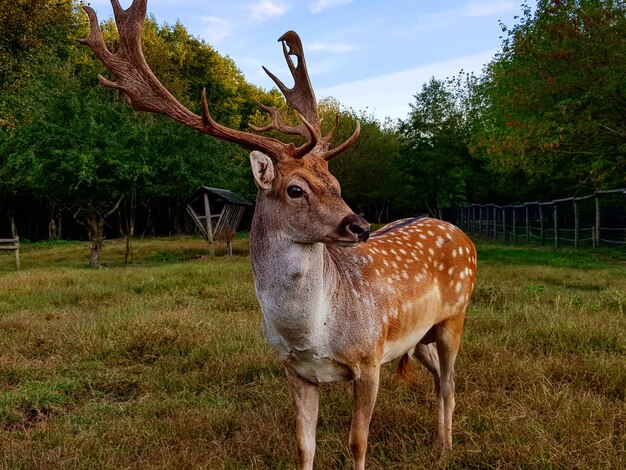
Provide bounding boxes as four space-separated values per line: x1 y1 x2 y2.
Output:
413 315 464 448
433 315 465 448
413 341 444 444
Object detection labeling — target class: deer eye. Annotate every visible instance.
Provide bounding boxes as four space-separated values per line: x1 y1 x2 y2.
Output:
287 185 304 199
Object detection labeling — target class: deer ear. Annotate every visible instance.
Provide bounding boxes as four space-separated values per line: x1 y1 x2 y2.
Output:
250 151 276 190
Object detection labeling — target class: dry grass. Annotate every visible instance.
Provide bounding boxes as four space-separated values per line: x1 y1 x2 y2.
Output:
0 237 624 469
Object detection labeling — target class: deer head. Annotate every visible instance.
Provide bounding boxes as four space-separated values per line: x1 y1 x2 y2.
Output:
78 0 369 246
250 150 369 246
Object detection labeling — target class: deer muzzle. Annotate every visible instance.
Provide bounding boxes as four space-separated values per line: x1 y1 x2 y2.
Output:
340 214 370 243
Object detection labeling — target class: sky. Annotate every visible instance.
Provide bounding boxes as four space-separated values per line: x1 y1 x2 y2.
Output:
86 0 523 122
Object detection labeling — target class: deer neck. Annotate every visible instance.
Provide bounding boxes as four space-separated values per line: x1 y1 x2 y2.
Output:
250 199 339 348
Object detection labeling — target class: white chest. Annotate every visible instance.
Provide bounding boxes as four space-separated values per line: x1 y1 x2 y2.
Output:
257 289 352 383
253 242 332 349
252 235 375 383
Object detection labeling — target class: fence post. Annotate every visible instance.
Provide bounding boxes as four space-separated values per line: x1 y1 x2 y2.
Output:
12 218 20 271
574 198 579 249
512 207 517 245
493 206 497 240
595 194 601 247
553 203 559 250
471 206 476 234
484 205 488 236
526 204 530 243
503 207 507 243
203 192 215 257
539 204 545 246
537 203 546 246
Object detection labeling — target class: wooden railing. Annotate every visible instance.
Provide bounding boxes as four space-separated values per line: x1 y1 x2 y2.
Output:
0 236 20 270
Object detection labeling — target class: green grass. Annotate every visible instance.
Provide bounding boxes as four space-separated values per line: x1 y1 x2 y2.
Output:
0 238 624 469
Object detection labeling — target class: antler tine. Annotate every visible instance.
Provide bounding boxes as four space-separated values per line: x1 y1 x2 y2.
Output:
76 5 113 64
322 120 361 161
248 102 319 157
322 115 341 145
250 101 309 137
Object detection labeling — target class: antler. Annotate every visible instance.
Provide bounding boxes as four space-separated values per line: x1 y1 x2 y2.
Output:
78 0 359 161
260 31 360 160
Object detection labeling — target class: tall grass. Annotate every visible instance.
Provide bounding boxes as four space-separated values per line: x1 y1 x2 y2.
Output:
0 238 624 468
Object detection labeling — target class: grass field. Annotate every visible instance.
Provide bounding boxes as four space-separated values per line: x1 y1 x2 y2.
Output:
0 237 624 469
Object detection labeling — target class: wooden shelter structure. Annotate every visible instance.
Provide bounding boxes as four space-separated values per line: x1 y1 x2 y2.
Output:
186 187 253 256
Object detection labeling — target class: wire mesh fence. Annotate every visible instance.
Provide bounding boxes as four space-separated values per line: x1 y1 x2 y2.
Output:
454 189 626 249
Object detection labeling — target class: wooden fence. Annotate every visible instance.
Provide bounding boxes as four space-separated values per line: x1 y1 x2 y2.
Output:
0 217 20 269
455 189 626 249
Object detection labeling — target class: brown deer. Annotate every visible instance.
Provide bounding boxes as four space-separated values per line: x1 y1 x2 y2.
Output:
79 1 477 468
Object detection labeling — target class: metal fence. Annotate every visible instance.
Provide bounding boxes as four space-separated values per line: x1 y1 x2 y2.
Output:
454 189 626 249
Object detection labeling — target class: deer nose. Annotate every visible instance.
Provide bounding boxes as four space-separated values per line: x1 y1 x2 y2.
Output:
342 214 370 242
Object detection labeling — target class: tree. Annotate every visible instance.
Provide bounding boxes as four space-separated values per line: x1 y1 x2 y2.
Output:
323 100 402 222
0 0 76 93
398 77 476 217
471 0 626 199
0 52 150 264
0 2 88 240
0 5 255 264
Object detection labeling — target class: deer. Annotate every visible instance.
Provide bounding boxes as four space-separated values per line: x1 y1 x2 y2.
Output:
78 1 477 468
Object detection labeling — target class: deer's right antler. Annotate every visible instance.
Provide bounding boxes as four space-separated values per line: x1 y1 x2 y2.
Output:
78 0 359 161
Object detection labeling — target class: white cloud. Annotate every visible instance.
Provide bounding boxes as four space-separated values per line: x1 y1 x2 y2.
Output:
249 0 291 20
317 49 497 121
309 0 353 14
201 16 234 45
308 58 342 76
465 1 516 18
409 0 515 28
307 42 356 53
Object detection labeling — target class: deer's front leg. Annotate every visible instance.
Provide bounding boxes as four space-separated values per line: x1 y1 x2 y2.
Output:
285 366 320 470
349 364 381 470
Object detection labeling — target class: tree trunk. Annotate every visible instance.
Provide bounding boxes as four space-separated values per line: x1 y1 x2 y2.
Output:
48 204 62 240
76 197 123 268
125 191 136 265
85 214 105 268
375 200 388 224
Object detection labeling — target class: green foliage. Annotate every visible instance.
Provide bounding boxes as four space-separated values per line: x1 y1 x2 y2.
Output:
397 0 626 207
0 0 77 93
327 103 402 221
2 0 625 245
471 0 626 199
0 2 255 260
398 76 477 215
